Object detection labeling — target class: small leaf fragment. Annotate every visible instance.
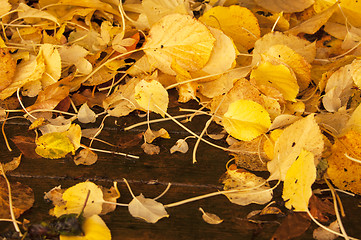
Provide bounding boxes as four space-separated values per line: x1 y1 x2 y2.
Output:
73 148 98 166
199 207 223 225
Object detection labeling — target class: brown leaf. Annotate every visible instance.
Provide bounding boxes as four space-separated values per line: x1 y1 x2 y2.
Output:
54 96 71 112
0 48 16 92
11 135 41 159
116 133 143 149
271 212 311 240
26 76 73 112
309 194 335 222
2 155 22 173
0 177 34 219
100 185 120 215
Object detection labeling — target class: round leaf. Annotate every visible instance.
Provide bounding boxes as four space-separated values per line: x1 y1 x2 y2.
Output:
222 100 271 141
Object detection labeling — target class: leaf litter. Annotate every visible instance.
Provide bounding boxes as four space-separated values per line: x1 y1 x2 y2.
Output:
1 0 361 239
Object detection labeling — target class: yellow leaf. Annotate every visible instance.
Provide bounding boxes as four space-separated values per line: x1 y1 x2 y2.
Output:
66 123 82 151
222 100 271 141
199 5 260 51
252 31 316 65
17 3 60 26
0 48 16 92
198 27 237 76
267 114 324 181
60 215 111 240
251 62 299 101
263 45 311 91
255 0 314 13
314 0 361 27
143 13 215 75
40 44 62 88
134 79 168 117
52 182 104 218
199 207 223 225
263 129 283 159
327 130 361 194
0 0 11 16
35 132 74 159
282 149 316 212
221 167 273 205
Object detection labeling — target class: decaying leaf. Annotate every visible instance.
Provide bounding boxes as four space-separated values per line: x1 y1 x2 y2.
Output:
0 177 34 219
128 193 169 223
222 99 271 141
11 135 42 159
78 103 97 124
199 207 223 225
141 142 160 155
1 155 22 174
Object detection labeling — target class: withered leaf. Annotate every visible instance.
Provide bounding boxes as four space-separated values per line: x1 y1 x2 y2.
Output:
271 212 311 240
0 177 34 219
11 135 42 159
0 48 16 92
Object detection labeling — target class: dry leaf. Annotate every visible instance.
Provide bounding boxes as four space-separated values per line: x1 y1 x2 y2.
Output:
0 177 34 219
128 193 169 223
141 142 160 155
78 103 97 124
271 212 311 240
73 148 98 166
313 221 340 240
170 139 189 154
0 48 16 92
199 207 223 225
11 135 42 159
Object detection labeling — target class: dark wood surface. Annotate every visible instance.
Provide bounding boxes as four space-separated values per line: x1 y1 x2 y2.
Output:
1 105 361 240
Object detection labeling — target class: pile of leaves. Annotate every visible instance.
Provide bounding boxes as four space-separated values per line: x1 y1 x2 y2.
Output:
1 0 361 239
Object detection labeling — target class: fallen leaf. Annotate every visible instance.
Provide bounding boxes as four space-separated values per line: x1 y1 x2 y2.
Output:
51 182 104 218
221 167 273 206
11 135 42 159
199 5 260 51
282 149 316 211
60 215 111 240
222 99 271 141
143 13 215 75
141 142 160 155
35 132 75 159
267 114 324 181
2 155 22 174
143 128 170 143
0 177 34 219
0 48 16 92
78 103 97 124
327 130 361 194
308 194 335 222
271 212 310 240
251 61 299 102
170 139 189 154
128 193 169 223
199 207 223 225
134 79 169 117
17 3 60 26
255 0 314 13
313 220 340 240
73 148 98 166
